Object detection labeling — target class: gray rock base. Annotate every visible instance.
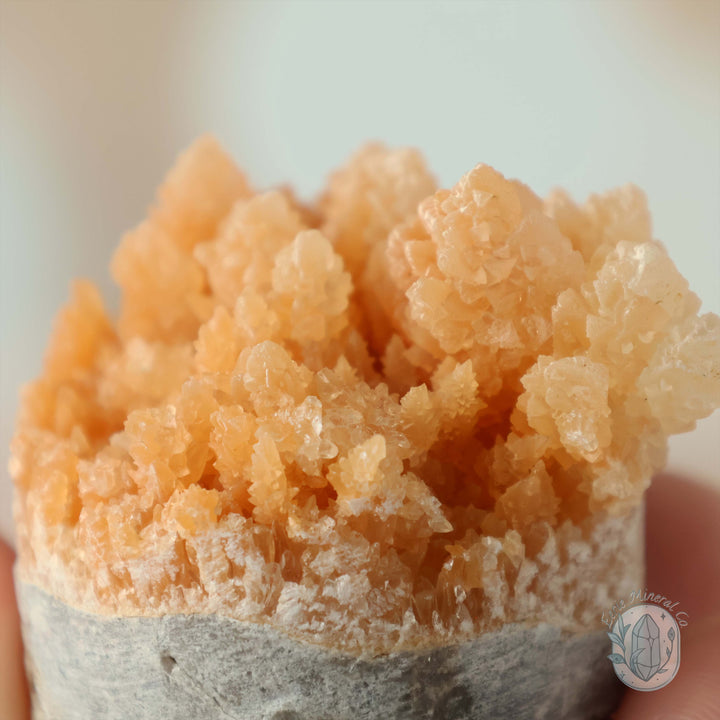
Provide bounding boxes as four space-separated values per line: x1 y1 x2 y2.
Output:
18 581 623 720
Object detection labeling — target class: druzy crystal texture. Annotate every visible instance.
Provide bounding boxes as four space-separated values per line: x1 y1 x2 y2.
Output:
11 137 720 654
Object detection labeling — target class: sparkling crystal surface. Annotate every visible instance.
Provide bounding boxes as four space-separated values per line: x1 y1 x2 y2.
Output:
10 138 720 653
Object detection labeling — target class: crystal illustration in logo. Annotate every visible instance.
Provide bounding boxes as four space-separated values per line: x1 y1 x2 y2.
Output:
630 613 661 680
606 603 681 691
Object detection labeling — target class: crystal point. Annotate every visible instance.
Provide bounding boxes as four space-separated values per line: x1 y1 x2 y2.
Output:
631 613 661 681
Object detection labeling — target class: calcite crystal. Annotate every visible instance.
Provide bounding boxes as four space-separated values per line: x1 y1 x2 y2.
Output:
11 138 720 669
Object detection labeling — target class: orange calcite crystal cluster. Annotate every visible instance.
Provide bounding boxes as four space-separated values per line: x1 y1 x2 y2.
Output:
11 138 720 653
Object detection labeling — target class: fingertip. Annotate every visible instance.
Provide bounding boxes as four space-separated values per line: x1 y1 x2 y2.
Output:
613 476 720 718
0 537 18 607
0 536 31 720
616 614 720 719
646 474 720 621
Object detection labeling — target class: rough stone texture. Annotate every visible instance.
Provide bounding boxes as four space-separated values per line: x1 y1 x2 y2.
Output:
18 580 622 720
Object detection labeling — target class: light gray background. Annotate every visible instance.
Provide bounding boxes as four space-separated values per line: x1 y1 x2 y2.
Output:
1 0 718 543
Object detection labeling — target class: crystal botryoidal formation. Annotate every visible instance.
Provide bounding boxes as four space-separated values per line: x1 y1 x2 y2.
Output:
9 138 720 718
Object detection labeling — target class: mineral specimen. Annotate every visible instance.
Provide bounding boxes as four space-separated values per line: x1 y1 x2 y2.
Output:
11 137 720 668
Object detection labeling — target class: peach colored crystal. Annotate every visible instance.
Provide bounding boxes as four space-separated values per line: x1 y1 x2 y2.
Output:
11 137 720 653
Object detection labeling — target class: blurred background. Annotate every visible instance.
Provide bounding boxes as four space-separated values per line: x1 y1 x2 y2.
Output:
1 0 718 544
